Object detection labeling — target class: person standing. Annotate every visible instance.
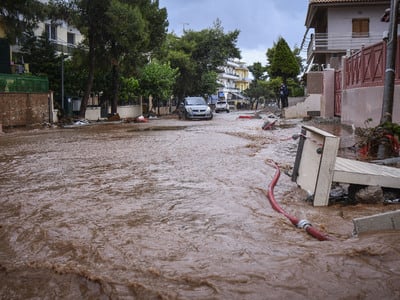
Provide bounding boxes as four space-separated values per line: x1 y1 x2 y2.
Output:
279 83 289 108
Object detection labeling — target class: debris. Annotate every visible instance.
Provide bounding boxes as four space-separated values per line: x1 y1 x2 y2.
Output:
262 120 276 130
352 185 384 204
134 115 148 123
371 157 400 165
384 198 400 205
74 119 89 126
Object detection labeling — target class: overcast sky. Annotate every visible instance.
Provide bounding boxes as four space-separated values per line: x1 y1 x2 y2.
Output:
158 0 309 66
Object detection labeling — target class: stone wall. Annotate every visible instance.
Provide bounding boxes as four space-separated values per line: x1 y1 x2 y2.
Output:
0 93 49 127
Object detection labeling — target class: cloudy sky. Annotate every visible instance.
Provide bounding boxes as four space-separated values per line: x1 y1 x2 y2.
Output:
158 0 310 65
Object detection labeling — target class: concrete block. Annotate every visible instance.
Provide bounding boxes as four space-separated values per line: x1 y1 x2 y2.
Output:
353 210 400 235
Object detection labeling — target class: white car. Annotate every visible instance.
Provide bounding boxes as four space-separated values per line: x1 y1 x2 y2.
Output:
179 97 213 120
215 100 230 113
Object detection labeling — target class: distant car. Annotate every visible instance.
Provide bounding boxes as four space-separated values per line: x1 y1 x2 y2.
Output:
215 100 230 113
179 96 213 120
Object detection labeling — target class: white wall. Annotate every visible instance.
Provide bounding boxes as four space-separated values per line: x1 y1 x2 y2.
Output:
115 105 142 119
85 107 101 121
341 86 400 127
327 5 390 49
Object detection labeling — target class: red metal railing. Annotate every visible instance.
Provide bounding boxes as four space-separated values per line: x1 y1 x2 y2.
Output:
344 39 400 89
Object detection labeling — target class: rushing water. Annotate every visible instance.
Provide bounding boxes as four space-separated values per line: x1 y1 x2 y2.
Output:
1 111 399 299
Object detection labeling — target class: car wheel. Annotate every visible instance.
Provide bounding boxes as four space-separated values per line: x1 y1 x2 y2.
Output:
227 110 230 113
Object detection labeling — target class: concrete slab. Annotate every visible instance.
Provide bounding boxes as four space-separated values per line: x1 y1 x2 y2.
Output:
353 210 400 235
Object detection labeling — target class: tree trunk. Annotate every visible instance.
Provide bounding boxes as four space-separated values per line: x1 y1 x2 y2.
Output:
111 63 119 115
79 31 95 119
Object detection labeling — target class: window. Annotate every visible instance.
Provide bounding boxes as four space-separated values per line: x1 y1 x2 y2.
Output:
67 32 75 45
352 18 369 37
45 23 57 41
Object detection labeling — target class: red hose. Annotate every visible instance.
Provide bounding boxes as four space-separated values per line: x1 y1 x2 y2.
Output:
265 160 332 241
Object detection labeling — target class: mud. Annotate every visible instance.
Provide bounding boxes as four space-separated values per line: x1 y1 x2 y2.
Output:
0 111 399 299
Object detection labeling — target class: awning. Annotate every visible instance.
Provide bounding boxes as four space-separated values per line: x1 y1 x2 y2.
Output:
231 92 245 99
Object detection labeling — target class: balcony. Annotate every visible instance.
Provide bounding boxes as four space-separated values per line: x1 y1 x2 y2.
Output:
307 32 384 63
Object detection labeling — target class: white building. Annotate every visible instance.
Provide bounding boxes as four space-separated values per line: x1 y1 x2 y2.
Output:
217 59 250 101
303 0 390 70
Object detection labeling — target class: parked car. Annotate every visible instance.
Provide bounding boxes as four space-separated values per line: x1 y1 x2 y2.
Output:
179 97 213 120
215 100 230 113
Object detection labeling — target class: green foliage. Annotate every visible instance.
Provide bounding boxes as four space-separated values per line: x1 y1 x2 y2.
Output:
267 37 300 81
249 37 304 100
200 71 219 97
60 0 168 115
158 21 241 99
106 0 147 54
0 0 47 43
248 62 267 81
0 79 6 92
286 78 304 97
119 76 139 104
186 19 240 72
139 60 178 102
19 31 61 95
245 79 274 100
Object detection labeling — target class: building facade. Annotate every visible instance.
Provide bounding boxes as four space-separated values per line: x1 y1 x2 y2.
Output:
299 0 399 128
217 60 250 101
304 0 391 70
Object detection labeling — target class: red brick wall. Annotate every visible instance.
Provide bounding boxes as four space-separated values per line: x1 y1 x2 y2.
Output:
0 93 49 127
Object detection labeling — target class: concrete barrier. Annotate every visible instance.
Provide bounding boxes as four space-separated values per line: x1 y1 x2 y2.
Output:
353 210 400 235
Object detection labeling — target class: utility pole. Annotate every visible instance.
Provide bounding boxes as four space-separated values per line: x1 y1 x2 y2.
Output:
381 0 399 124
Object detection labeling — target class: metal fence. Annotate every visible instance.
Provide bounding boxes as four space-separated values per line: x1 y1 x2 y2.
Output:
0 74 49 93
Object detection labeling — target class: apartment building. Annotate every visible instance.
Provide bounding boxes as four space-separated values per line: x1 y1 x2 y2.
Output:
217 59 250 101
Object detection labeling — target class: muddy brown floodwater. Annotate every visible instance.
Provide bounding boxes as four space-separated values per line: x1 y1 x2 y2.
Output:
1 111 399 299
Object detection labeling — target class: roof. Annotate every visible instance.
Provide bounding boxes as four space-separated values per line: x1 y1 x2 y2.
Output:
306 0 390 27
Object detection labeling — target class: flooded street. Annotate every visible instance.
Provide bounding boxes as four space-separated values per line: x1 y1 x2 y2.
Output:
1 111 399 299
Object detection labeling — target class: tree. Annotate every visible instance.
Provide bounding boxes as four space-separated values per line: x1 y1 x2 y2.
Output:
57 0 111 118
119 76 140 104
52 0 167 118
139 60 178 114
20 31 61 96
248 62 267 82
160 21 241 100
158 33 197 100
0 0 47 43
245 62 275 105
267 37 300 82
105 0 147 115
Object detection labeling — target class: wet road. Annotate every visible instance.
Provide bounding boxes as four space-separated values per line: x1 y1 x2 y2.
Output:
1 111 399 299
